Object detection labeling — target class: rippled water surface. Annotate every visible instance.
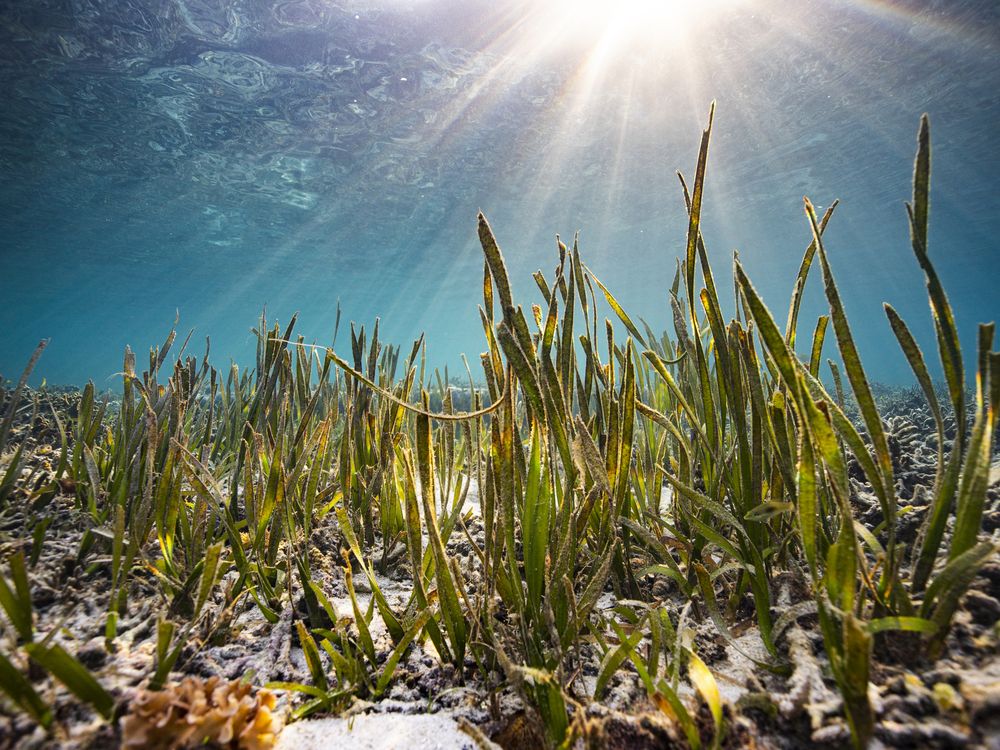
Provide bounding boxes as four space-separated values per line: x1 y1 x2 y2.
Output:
1 0 998 384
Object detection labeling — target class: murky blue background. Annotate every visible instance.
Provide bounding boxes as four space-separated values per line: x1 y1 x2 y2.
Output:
1 0 998 386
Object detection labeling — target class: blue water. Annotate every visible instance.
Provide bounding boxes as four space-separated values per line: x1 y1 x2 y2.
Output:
1 0 998 387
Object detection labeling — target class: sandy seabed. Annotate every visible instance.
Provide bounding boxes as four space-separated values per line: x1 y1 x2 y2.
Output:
1 385 998 750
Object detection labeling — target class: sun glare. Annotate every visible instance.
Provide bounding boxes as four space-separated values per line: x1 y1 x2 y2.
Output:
535 0 746 45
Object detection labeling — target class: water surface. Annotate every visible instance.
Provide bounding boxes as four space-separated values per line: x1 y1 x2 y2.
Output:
1 0 998 385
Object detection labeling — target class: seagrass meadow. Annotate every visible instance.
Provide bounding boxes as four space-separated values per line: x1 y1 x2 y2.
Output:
1 112 999 750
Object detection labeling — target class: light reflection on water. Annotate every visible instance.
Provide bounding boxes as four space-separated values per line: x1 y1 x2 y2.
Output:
0 0 997 385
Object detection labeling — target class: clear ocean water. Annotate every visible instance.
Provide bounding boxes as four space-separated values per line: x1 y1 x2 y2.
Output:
1 0 997 387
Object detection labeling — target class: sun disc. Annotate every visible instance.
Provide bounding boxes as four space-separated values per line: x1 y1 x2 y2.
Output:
538 0 745 41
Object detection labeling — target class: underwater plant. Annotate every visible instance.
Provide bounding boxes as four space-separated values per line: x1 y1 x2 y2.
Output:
0 340 48 504
0 110 996 750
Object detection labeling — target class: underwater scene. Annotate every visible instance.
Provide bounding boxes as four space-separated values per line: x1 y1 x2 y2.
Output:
1 0 999 748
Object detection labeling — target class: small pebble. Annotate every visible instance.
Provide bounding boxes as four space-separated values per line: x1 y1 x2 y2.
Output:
76 638 108 669
877 720 970 748
964 590 1000 627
